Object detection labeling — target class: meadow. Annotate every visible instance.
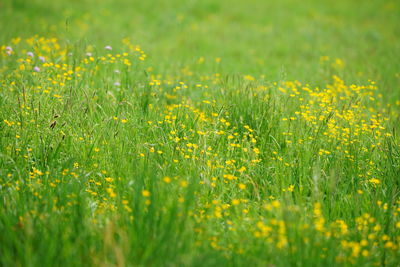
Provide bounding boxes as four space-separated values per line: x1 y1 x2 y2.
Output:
0 0 399 266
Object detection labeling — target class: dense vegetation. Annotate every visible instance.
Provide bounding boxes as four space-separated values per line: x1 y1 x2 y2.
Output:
1 0 399 266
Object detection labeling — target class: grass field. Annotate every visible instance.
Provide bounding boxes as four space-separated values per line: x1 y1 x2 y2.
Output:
1 0 400 266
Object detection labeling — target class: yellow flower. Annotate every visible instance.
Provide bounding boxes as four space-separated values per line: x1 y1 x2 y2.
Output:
231 199 240 205
369 178 380 185
106 188 116 198
105 177 113 183
142 190 150 197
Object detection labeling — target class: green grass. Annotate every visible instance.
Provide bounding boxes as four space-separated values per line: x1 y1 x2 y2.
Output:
0 0 399 266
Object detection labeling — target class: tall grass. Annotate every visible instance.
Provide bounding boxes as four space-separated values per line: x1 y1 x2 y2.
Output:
0 0 399 266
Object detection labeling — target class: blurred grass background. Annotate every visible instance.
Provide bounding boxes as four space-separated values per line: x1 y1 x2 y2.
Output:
1 0 399 98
